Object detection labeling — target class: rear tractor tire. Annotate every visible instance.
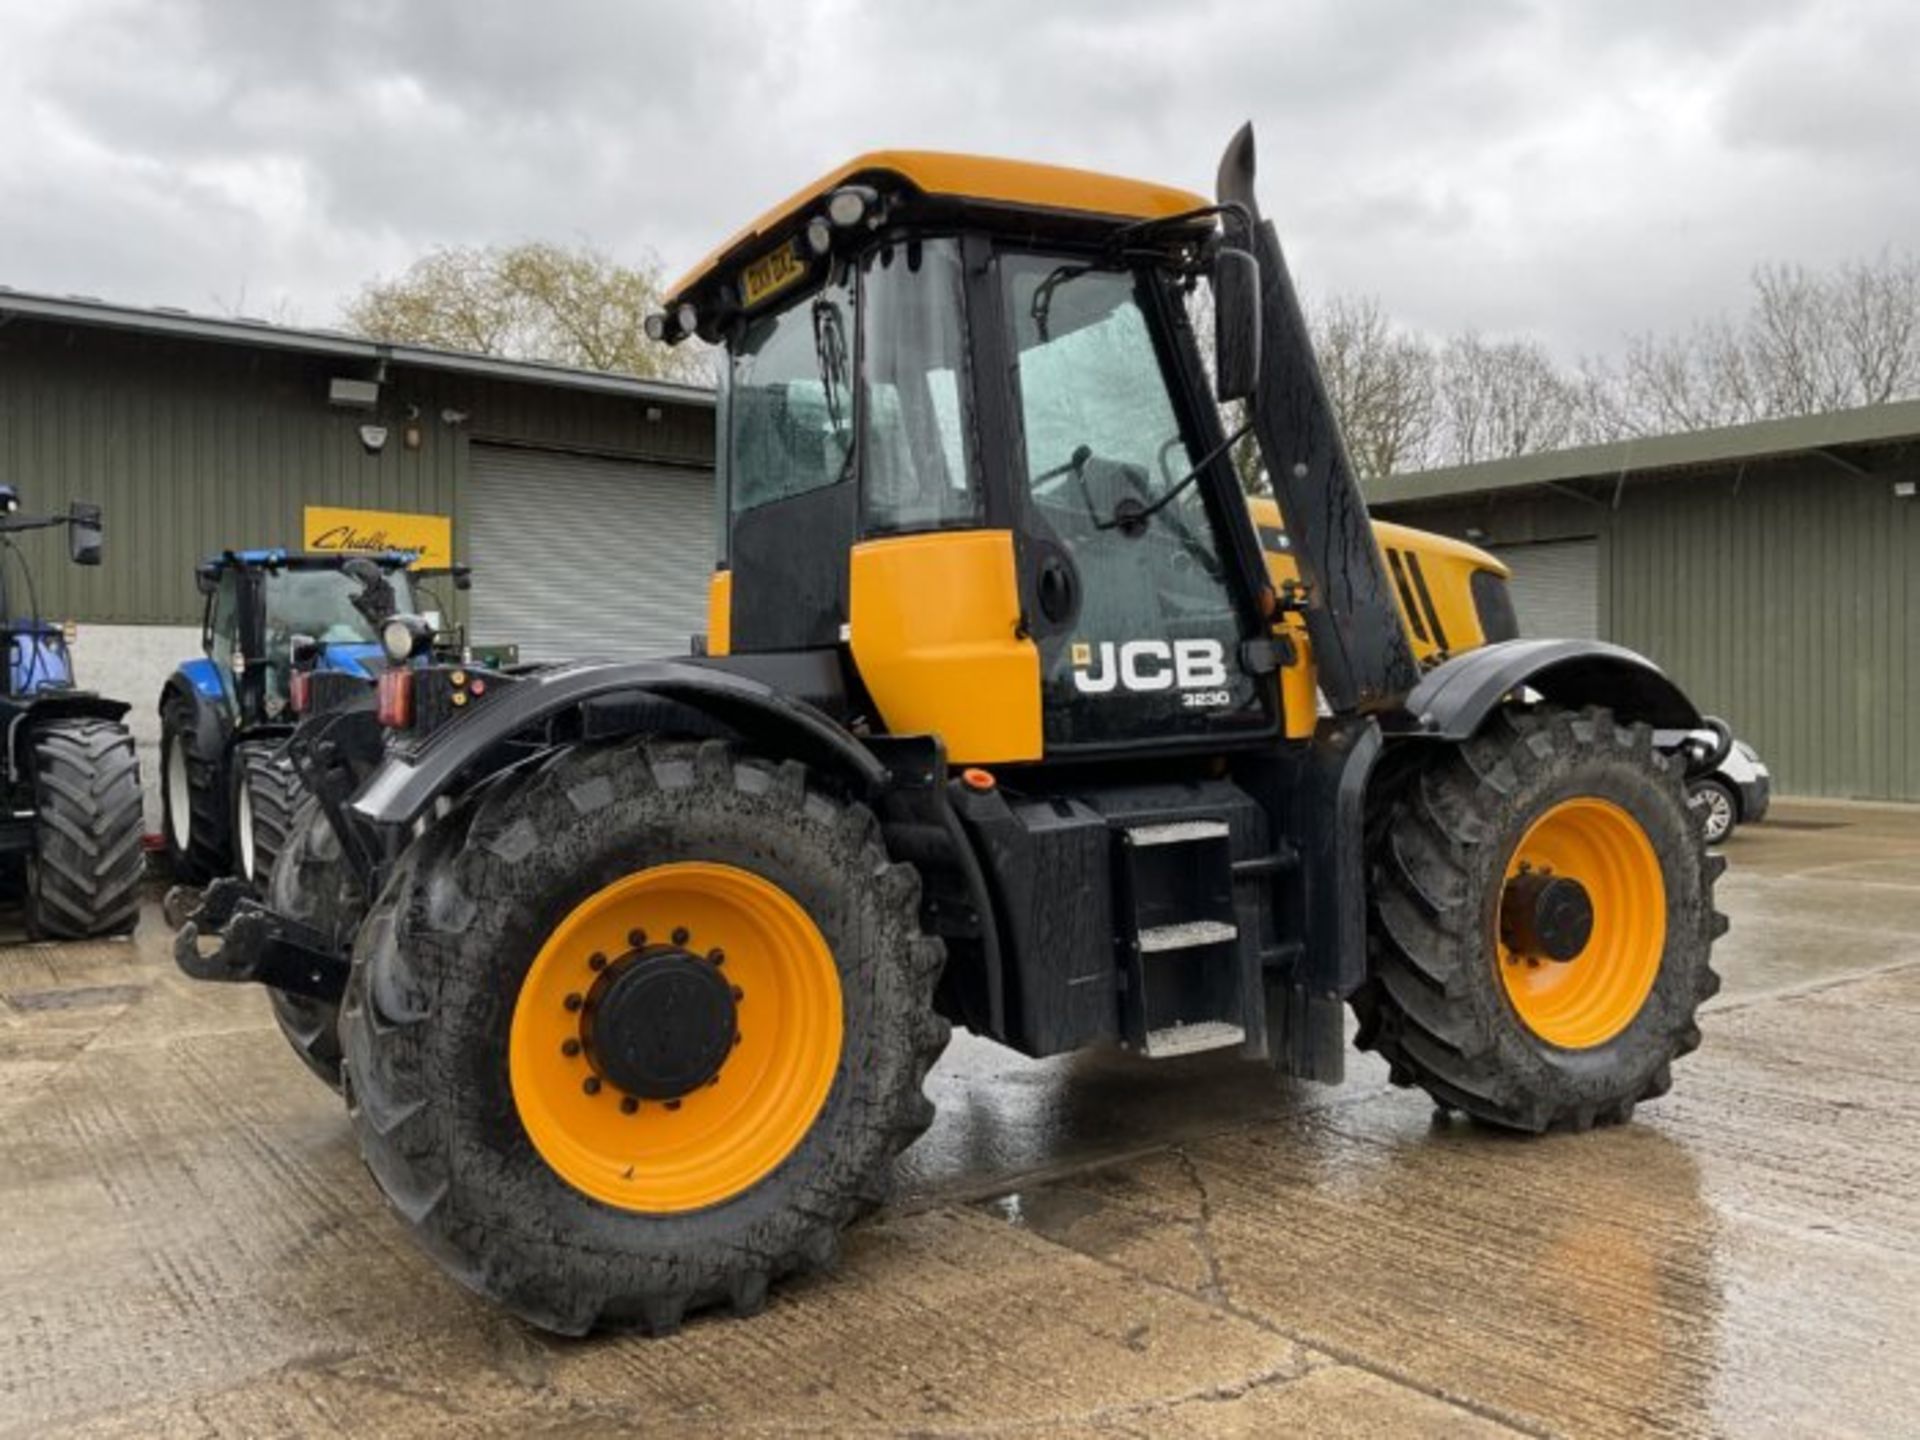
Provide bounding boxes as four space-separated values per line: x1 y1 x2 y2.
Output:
24 719 145 939
339 737 949 1335
234 741 301 886
265 795 368 1092
1358 703 1725 1133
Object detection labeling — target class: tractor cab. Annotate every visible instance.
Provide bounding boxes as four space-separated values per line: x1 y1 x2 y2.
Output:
2 485 102 698
666 154 1290 762
162 550 438 886
188 550 422 724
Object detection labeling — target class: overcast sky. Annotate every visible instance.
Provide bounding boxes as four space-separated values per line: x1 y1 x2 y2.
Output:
2 0 1914 361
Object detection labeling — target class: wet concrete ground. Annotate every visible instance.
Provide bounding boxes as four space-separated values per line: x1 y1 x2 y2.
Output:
3 798 1918 1437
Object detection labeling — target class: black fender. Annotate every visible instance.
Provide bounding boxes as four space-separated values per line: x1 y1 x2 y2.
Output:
6 691 132 779
1396 639 1702 740
351 657 887 828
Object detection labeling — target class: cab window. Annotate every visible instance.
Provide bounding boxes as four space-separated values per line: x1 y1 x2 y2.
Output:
860 238 980 533
724 268 855 517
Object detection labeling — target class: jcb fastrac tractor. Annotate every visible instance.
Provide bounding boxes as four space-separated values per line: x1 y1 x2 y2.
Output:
160 551 478 887
177 128 1725 1336
1 487 144 938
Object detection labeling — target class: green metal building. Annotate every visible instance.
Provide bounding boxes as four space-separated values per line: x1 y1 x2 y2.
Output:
1369 402 1920 802
0 287 717 826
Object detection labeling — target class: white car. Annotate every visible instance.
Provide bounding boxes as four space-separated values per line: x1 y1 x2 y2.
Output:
1667 729 1770 844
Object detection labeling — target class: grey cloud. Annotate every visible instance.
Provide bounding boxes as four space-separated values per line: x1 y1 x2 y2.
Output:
0 0 1912 359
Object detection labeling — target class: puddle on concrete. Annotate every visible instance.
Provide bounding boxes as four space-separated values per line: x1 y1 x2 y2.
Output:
5 983 147 1012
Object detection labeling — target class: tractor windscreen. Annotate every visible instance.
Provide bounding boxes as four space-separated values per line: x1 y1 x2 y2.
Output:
264 567 415 649
258 565 415 705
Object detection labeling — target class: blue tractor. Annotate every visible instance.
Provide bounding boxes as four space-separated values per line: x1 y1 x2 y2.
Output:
1 485 145 938
159 550 468 886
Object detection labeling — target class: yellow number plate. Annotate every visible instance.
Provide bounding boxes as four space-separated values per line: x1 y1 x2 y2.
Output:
740 244 807 308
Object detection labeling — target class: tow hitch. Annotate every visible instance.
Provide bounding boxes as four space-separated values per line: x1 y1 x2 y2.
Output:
170 876 349 1002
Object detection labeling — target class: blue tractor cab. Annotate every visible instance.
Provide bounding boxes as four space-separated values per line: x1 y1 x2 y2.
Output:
1 486 145 937
160 549 464 885
7 618 76 695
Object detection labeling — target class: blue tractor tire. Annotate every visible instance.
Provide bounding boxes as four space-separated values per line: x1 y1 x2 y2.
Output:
160 688 229 883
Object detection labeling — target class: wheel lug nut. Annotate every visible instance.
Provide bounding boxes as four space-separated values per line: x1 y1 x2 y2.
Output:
583 1076 602 1095
730 985 744 1003
665 1098 682 1111
620 1096 639 1115
564 993 583 1012
561 1038 582 1057
628 928 647 948
672 927 690 946
588 952 607 972
708 948 725 967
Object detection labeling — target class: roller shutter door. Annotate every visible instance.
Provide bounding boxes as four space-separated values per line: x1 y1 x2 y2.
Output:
469 444 713 661
1492 539 1599 640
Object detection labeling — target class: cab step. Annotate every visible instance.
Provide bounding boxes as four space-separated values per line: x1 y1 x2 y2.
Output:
1125 819 1231 848
1138 919 1239 953
1142 1019 1247 1059
1117 812 1246 1056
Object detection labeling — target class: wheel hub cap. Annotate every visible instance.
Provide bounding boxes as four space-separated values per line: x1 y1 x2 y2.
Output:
1495 796 1668 1050
507 861 844 1214
1499 870 1594 962
586 946 738 1100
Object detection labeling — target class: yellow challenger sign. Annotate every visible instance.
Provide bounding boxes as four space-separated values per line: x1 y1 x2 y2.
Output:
303 506 451 567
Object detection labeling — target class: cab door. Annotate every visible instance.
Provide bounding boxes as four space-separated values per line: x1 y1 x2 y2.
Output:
994 253 1273 753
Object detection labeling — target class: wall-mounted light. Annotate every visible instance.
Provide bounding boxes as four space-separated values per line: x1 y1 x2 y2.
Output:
329 377 380 409
1895 480 1916 500
359 424 389 454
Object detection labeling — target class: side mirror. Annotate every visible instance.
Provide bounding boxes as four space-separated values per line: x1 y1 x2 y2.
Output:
451 565 473 593
195 563 220 597
290 633 323 668
1212 246 1262 403
67 501 103 566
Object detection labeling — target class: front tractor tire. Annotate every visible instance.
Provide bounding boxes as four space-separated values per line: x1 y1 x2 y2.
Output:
1359 704 1725 1133
160 691 228 884
24 719 145 939
340 737 949 1335
234 741 301 885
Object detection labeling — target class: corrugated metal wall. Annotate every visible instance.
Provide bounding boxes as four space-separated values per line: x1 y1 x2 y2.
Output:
1377 449 1920 801
0 318 713 625
1606 457 1917 803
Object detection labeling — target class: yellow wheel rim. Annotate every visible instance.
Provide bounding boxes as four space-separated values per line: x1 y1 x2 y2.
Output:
1497 797 1666 1050
509 862 843 1213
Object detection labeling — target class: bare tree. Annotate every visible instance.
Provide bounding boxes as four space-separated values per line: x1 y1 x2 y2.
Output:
343 241 703 382
1435 332 1580 464
1310 295 1437 478
1591 249 1920 438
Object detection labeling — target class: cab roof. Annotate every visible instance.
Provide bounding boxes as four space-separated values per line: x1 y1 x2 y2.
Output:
200 549 416 572
665 151 1209 307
